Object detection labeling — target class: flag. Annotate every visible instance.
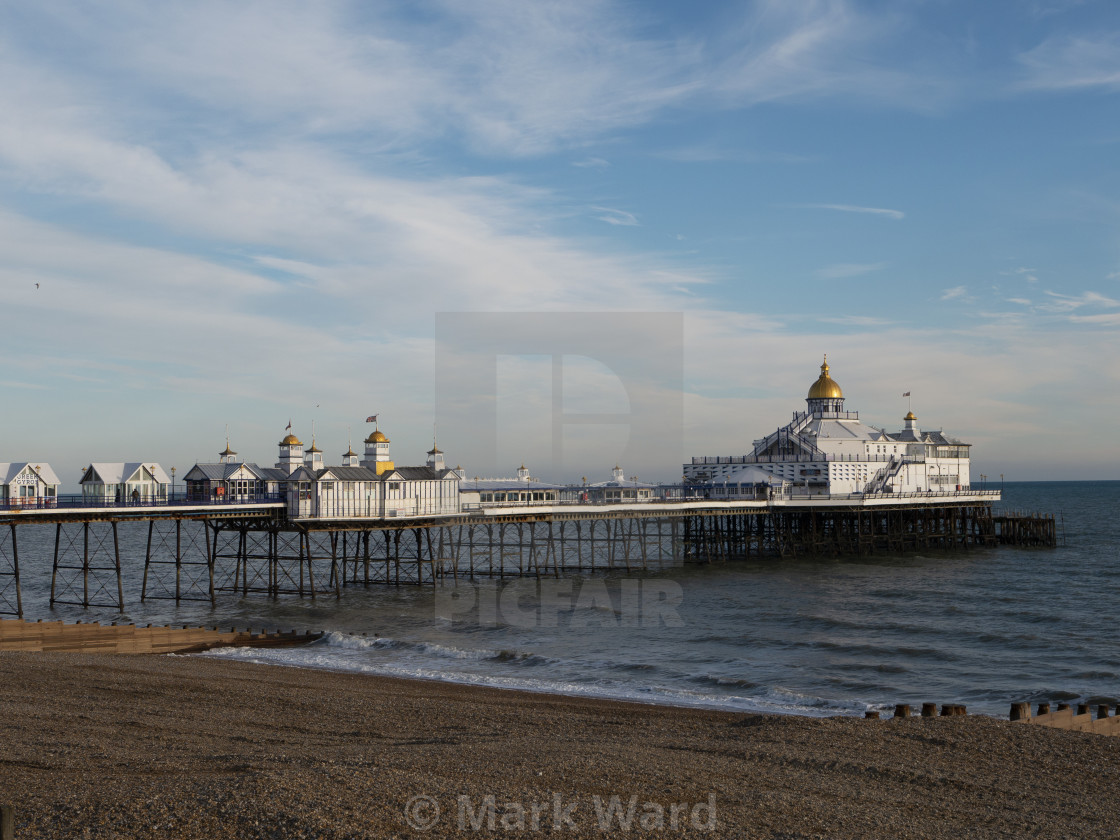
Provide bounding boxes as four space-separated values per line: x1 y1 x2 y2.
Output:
902 392 910 397
286 420 292 430
366 414 378 423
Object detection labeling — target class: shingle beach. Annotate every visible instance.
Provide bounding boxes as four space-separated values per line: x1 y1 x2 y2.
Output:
1 651 1117 839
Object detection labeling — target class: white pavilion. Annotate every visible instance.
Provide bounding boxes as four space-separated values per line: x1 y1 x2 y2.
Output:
685 357 973 496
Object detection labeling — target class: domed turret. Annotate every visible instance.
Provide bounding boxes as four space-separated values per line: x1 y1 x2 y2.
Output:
219 440 238 464
277 425 304 474
304 438 324 469
901 409 921 440
808 356 844 400
806 356 846 414
342 443 359 467
361 421 394 475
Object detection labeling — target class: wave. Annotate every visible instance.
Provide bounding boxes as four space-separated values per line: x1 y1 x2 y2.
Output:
314 631 557 665
201 635 874 718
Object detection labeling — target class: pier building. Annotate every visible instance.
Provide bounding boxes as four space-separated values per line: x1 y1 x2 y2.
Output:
185 423 462 520
459 464 563 509
0 463 61 506
80 463 171 504
685 358 972 496
580 466 657 503
181 446 284 501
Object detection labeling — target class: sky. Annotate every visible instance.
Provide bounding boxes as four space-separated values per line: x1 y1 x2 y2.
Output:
1 0 1118 488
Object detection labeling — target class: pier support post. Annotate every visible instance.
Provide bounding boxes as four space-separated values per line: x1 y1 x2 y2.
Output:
49 520 125 612
0 523 22 618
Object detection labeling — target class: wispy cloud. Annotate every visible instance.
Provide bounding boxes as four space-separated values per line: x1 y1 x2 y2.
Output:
941 285 969 301
1070 312 1120 325
1002 267 1039 283
816 315 893 326
816 262 886 279
0 380 49 390
1039 290 1120 311
572 157 609 169
655 145 816 164
708 0 956 110
795 203 905 220
1018 32 1120 91
0 1 970 164
592 206 640 226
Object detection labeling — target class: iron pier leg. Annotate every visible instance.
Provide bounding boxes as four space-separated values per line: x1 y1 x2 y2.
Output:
175 519 183 604
142 520 154 602
207 521 216 605
9 523 23 619
112 520 124 613
83 522 90 609
50 522 61 608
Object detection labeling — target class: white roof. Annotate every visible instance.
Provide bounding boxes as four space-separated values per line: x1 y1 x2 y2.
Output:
803 417 882 441
460 478 565 491
0 462 61 485
714 466 786 485
83 462 172 484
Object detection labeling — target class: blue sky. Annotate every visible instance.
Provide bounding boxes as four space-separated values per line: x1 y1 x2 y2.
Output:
1 0 1118 487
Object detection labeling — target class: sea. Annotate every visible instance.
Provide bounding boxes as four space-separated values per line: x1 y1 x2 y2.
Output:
7 481 1117 718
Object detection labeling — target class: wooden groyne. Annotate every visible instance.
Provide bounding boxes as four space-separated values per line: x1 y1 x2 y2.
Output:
0 618 321 654
867 700 1120 737
1010 701 1120 735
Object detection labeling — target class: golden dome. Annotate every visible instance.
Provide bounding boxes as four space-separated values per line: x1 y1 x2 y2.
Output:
905 411 917 421
366 430 389 444
280 433 302 446
807 356 844 400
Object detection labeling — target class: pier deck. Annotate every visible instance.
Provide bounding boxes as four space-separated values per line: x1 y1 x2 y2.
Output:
0 490 1032 618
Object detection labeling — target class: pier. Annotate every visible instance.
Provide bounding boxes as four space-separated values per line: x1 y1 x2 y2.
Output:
0 488 1022 618
0 359 1062 618
993 511 1059 547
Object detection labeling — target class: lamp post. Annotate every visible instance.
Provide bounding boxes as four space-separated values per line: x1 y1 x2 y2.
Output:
170 466 176 503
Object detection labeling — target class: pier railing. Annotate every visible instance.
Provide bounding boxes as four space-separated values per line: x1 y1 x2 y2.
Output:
461 487 1002 509
1 486 1003 518
0 493 284 512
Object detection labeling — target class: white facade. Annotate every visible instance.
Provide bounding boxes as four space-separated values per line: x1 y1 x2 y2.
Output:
80 463 171 503
459 464 563 508
288 464 461 520
275 424 462 520
685 358 973 496
579 465 657 502
0 463 61 506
